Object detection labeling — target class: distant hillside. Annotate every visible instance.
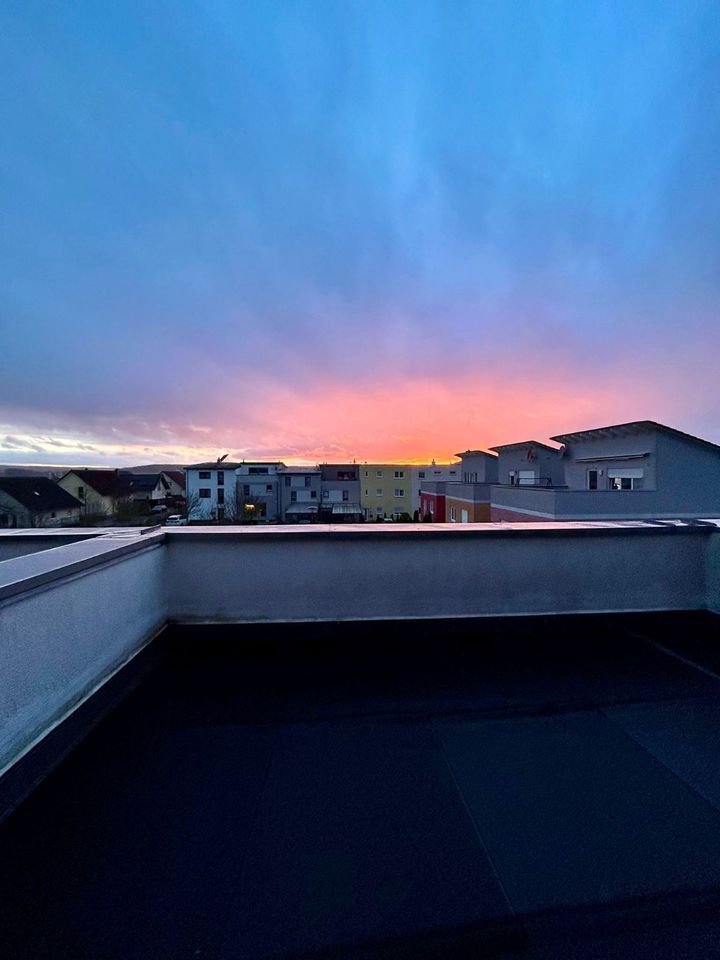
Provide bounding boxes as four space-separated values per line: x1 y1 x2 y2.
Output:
0 465 65 479
124 464 187 473
0 463 189 478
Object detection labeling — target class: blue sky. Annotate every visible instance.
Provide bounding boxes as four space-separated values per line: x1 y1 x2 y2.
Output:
1 0 719 464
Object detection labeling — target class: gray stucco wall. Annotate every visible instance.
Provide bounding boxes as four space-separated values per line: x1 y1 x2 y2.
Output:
562 430 658 490
458 454 498 483
496 448 565 486
655 432 720 516
0 536 166 774
279 473 322 518
165 526 710 623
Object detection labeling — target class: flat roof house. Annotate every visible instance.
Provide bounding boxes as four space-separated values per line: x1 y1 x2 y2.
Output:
279 467 321 523
320 464 363 522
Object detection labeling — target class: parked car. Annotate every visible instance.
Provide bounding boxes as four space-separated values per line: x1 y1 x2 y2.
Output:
165 515 187 526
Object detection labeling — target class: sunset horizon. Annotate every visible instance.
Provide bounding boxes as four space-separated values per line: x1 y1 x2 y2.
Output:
2 1 719 467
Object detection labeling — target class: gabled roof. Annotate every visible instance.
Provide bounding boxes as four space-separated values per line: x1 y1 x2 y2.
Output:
0 477 82 512
122 473 165 493
550 420 720 454
59 469 132 498
489 440 560 454
162 471 186 490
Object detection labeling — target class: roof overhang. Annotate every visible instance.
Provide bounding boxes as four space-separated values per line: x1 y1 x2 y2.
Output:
573 453 650 463
489 441 559 454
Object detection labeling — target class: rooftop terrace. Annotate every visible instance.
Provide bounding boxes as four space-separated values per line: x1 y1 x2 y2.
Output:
1 523 720 958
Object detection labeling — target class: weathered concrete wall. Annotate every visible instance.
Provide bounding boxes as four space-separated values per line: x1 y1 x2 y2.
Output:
165 525 711 624
0 535 166 774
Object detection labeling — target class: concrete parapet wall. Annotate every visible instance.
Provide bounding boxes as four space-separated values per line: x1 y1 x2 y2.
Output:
0 533 166 775
165 524 713 623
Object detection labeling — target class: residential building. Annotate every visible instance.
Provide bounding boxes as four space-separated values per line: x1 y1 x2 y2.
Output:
419 481 448 522
236 462 284 522
57 469 132 518
185 462 243 521
489 420 720 521
411 462 460 512
280 467 321 523
488 440 564 487
319 464 363 522
359 464 413 520
121 473 171 505
186 461 285 522
161 471 186 499
420 451 498 522
0 477 82 528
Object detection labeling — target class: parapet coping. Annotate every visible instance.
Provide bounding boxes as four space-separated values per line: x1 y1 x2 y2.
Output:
0 530 165 604
161 520 720 541
1 520 718 606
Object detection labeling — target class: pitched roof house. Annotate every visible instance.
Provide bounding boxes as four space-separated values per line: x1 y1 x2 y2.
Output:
57 470 132 517
0 477 82 528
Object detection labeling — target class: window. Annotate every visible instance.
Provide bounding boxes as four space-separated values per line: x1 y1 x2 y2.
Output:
587 470 598 490
518 471 536 485
243 484 250 496
342 490 349 501
376 488 383 496
376 506 383 514
217 489 224 504
284 476 291 487
50 511 56 519
217 471 224 486
450 506 456 521
394 470 404 479
199 471 211 480
266 484 273 492
310 490 317 499
199 488 211 498
365 471 369 478
77 486 85 499
376 471 383 478
337 471 355 481
418 471 425 478
394 488 404 497
291 491 297 502
608 469 644 490
248 467 268 475
304 475 312 487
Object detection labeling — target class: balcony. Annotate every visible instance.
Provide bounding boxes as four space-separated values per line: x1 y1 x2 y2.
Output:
2 523 720 958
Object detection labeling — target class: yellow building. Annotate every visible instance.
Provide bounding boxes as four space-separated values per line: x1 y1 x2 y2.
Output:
359 464 413 520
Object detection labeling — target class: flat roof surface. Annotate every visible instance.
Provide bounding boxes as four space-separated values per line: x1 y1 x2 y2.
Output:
3 612 720 958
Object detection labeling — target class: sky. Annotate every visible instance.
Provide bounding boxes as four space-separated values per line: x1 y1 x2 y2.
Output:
1 0 719 466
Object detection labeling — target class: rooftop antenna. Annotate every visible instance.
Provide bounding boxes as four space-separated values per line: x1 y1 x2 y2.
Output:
217 453 229 463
